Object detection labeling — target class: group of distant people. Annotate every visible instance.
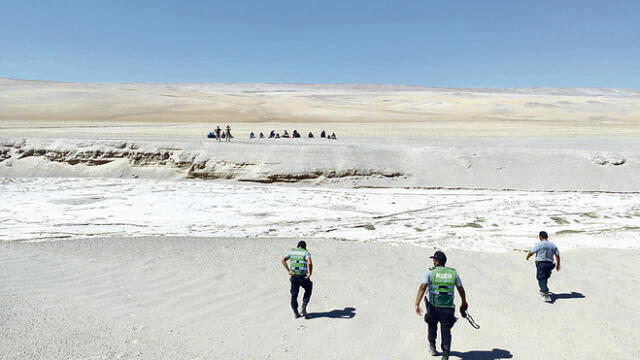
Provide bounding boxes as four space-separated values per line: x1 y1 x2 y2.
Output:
207 126 338 142
207 125 233 141
249 130 337 140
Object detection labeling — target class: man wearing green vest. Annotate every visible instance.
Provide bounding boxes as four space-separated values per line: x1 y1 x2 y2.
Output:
415 251 468 360
281 241 313 319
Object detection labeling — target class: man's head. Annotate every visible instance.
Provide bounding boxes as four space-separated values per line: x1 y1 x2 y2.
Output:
430 250 447 266
297 240 307 249
539 231 549 241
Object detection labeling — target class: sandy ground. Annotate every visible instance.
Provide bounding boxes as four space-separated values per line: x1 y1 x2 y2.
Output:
2 81 639 191
2 78 640 137
2 80 639 193
1 237 638 360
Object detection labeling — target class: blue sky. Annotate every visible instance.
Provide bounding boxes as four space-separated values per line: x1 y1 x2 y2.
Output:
1 0 639 87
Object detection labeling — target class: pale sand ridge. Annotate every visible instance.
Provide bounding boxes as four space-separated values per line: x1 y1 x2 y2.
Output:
2 78 640 136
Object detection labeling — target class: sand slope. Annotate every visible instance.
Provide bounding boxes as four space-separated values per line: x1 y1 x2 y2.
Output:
1 237 638 359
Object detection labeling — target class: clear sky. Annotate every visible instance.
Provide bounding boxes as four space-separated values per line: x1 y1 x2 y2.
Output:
1 0 639 88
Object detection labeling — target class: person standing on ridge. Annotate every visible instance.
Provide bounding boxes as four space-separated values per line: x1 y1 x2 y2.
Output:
415 251 468 360
215 126 222 142
526 231 560 298
281 241 313 318
225 125 232 142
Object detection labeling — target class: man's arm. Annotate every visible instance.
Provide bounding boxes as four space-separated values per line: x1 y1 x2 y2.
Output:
457 286 468 307
525 251 534 260
415 283 427 315
555 253 561 271
281 257 294 275
306 258 313 278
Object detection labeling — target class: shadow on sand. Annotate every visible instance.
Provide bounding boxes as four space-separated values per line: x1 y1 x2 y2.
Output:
550 291 585 304
305 307 356 319
450 348 513 359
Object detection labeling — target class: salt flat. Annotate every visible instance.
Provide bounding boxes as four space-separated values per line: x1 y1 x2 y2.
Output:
1 177 638 252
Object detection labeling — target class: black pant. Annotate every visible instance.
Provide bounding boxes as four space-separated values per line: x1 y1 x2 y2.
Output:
290 275 313 310
424 301 457 353
536 261 555 293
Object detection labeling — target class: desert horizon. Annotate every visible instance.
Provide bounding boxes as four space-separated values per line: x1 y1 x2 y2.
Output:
2 78 639 137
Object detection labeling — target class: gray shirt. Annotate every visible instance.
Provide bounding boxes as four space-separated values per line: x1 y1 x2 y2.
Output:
530 241 559 262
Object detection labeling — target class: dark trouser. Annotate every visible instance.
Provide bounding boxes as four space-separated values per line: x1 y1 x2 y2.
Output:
290 275 313 310
424 301 457 354
536 261 555 293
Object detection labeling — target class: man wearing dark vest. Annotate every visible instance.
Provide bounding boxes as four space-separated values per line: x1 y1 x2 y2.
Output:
415 251 468 360
281 241 313 318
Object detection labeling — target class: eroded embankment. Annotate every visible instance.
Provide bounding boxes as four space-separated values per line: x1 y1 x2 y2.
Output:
1 137 638 191
0 139 403 184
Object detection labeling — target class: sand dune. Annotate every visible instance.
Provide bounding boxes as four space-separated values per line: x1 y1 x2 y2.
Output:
2 78 639 136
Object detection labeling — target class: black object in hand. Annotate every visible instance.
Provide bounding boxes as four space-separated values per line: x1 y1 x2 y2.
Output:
460 304 468 318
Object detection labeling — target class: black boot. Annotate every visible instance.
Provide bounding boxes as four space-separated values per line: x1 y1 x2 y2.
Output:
429 343 439 356
301 303 308 318
293 308 301 319
441 345 450 360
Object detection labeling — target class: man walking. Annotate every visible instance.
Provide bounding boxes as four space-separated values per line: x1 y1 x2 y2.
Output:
281 241 313 318
415 251 468 360
526 231 560 298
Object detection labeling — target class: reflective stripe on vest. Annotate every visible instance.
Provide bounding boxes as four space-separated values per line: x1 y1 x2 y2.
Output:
428 267 457 308
289 248 308 275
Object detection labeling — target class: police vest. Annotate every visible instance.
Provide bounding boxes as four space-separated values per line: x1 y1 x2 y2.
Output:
289 248 309 275
428 266 457 308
